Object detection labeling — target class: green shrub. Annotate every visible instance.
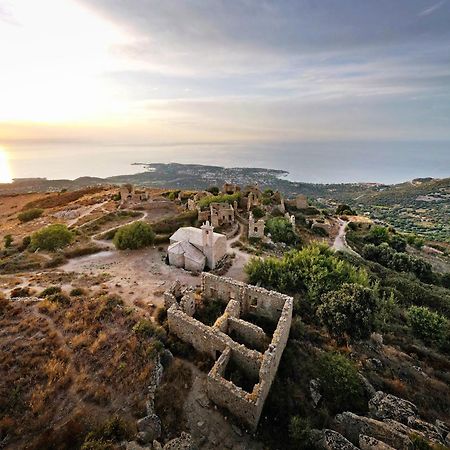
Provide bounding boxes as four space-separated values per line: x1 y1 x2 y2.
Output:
265 217 298 246
82 416 131 449
198 192 240 209
407 306 448 344
288 416 313 449
207 186 220 195
18 208 43 223
245 244 369 305
20 235 31 251
362 243 433 283
251 206 265 219
318 283 378 341
30 224 73 251
366 226 390 245
336 204 355 215
133 319 167 341
113 221 155 250
70 287 85 297
317 352 366 413
47 292 71 305
3 235 12 248
39 286 62 298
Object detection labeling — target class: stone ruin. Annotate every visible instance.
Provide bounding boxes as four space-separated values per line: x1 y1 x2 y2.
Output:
164 273 293 431
198 202 236 228
248 212 265 239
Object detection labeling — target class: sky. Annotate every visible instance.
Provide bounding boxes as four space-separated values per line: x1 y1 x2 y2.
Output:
0 0 449 183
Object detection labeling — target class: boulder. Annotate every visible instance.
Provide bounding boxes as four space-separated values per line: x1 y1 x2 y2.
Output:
335 412 412 449
368 391 417 424
359 435 396 450
315 429 358 450
136 414 161 442
407 417 446 445
163 432 194 450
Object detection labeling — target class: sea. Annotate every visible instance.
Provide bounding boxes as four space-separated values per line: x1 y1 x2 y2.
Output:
5 140 450 185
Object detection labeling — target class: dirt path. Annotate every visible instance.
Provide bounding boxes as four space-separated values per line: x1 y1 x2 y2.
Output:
68 200 109 227
332 219 360 257
225 224 251 282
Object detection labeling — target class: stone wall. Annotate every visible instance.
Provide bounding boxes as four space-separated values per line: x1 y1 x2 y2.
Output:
228 317 268 352
166 273 293 432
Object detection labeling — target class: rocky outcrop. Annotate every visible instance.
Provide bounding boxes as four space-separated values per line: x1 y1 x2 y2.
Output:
315 429 358 450
162 432 194 450
359 435 395 450
436 419 450 447
335 412 412 449
136 414 162 444
368 391 417 424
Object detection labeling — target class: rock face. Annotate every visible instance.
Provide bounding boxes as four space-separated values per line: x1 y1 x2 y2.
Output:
310 379 322 407
315 429 358 450
368 391 417 424
359 435 396 450
335 412 412 449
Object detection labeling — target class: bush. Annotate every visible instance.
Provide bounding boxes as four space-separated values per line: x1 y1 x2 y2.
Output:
336 204 355 215
207 186 220 195
288 416 313 449
318 283 378 341
113 222 155 250
251 206 265 219
362 243 433 283
70 288 85 297
18 208 43 223
3 235 12 248
245 244 369 305
265 217 298 246
133 319 167 341
366 226 390 245
39 286 62 298
317 352 366 414
407 306 448 344
30 224 73 251
198 192 240 209
20 236 31 251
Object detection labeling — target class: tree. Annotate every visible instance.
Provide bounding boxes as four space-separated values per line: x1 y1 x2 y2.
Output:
30 224 73 251
335 204 356 215
251 206 265 220
3 234 13 248
18 208 43 223
367 226 390 245
265 217 298 246
318 283 378 341
407 306 447 344
207 186 220 195
113 221 155 250
317 352 366 413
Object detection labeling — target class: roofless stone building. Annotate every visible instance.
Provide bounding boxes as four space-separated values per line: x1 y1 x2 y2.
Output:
164 273 293 431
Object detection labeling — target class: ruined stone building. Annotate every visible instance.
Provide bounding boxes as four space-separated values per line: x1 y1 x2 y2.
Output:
248 212 265 239
294 194 308 209
120 185 148 206
168 222 227 271
164 273 293 431
222 183 241 195
197 202 236 228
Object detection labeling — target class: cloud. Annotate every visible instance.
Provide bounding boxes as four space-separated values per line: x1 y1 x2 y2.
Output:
418 0 446 16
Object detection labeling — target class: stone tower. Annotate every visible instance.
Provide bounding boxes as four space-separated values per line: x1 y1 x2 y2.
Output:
201 221 215 269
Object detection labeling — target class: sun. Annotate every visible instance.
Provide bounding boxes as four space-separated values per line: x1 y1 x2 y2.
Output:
0 148 13 183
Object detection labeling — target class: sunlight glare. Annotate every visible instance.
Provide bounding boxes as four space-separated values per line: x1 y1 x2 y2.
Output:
0 148 13 183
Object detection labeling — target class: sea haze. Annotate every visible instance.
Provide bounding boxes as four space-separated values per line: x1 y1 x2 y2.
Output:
7 140 450 184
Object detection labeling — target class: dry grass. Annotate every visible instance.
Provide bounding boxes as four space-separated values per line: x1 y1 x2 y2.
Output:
0 287 160 448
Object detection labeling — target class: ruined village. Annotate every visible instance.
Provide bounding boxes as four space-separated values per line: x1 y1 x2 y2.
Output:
0 179 449 450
